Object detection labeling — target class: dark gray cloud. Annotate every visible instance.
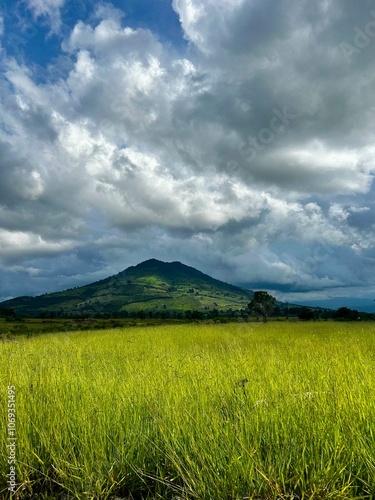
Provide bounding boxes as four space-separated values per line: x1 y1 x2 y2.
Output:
0 0 374 309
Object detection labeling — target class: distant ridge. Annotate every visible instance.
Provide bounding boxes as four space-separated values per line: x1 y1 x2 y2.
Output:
0 259 254 317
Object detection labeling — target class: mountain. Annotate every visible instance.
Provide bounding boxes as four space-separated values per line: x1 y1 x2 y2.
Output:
0 259 254 317
293 297 375 314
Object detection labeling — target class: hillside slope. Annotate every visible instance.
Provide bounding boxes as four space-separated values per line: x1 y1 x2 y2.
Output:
1 259 254 316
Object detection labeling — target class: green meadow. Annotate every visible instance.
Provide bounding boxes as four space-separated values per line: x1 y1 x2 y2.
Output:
1 322 375 499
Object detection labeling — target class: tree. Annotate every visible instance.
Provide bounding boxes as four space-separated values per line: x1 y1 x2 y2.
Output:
0 307 15 318
248 291 276 323
298 307 315 321
333 307 359 321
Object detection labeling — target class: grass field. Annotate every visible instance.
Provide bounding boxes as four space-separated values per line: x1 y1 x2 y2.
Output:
1 322 375 499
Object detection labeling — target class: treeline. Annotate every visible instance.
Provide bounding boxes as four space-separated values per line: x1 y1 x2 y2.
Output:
1 305 374 322
298 306 375 321
34 308 237 321
29 306 375 321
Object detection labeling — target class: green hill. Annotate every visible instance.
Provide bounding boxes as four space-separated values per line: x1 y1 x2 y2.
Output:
1 259 254 317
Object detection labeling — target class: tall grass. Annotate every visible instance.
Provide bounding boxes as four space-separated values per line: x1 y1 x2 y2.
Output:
1 322 375 499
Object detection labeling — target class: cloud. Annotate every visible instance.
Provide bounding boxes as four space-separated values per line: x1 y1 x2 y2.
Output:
0 1 374 305
172 0 375 192
0 228 76 264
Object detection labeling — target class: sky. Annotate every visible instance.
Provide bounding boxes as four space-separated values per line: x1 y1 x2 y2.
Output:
0 0 374 311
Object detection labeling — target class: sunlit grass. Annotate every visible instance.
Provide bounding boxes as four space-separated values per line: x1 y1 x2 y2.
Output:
1 322 375 499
